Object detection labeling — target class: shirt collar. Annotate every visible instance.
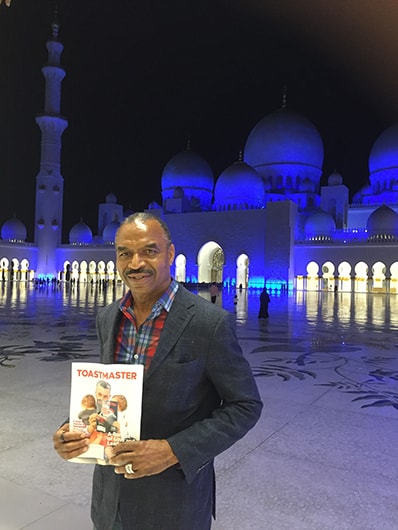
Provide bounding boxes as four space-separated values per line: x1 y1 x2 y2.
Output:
120 278 179 314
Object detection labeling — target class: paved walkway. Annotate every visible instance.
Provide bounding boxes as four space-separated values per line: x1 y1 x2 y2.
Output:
1 283 397 529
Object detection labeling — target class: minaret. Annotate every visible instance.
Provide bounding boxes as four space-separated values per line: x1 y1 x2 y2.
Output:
34 11 68 279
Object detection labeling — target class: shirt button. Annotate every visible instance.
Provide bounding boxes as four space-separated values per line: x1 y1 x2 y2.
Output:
133 354 139 359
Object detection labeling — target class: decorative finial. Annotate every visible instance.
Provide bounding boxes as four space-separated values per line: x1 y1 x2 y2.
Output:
238 149 243 162
282 85 288 109
51 6 60 40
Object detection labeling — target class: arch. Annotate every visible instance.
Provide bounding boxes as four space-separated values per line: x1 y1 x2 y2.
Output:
371 261 386 292
98 261 106 282
89 260 97 284
106 260 115 282
0 257 10 281
337 261 351 292
306 261 319 291
197 241 224 284
390 261 398 294
80 260 88 283
20 258 30 281
71 260 80 282
63 260 71 282
175 254 187 283
321 261 335 291
354 261 368 293
236 253 249 290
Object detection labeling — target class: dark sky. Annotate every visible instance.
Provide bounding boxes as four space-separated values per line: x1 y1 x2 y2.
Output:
0 0 397 241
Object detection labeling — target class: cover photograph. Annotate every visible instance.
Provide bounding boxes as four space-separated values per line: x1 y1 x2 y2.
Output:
68 362 144 464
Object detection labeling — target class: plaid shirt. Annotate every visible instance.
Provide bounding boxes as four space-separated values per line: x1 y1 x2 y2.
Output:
114 279 179 371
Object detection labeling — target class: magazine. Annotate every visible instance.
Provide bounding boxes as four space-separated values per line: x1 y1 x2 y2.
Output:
68 362 144 465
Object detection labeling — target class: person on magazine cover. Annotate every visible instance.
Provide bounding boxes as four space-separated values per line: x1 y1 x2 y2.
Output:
53 212 263 530
77 394 97 425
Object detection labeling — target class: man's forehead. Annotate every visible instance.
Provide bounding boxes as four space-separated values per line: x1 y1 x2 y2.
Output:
116 223 167 247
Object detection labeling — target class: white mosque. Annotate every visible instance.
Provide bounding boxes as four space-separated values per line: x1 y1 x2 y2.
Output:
2 18 398 294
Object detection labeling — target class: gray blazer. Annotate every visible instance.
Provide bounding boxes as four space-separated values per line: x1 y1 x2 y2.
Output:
91 284 263 530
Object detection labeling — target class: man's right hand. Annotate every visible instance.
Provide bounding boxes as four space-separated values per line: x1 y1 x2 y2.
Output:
53 423 90 460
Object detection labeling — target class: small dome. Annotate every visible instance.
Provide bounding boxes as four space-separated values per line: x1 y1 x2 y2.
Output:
69 220 93 244
214 161 264 209
328 171 343 186
304 210 336 239
366 205 398 236
1 216 27 241
102 219 120 243
147 201 162 210
105 192 117 204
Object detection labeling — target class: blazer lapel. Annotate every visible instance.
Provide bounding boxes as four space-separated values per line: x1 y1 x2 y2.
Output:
144 288 194 380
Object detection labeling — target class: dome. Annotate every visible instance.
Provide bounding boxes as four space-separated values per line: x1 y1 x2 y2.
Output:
304 210 336 239
1 216 27 241
105 192 117 204
69 220 93 244
369 123 398 174
102 219 120 243
147 201 161 210
244 107 324 171
161 149 214 210
328 171 343 186
214 161 264 209
366 205 398 236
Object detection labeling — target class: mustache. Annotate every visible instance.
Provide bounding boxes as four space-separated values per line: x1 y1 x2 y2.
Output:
125 268 152 275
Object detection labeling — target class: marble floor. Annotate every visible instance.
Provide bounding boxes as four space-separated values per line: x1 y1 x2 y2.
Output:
1 282 398 530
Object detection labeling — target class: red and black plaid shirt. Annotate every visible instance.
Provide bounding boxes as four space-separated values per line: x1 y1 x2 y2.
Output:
114 279 179 372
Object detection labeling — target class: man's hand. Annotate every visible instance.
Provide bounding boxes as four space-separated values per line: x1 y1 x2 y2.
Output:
53 424 90 461
108 439 179 479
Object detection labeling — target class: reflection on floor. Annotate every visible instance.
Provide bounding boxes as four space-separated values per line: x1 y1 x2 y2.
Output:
1 283 397 529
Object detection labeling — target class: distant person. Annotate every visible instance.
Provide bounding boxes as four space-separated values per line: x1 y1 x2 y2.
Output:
258 287 270 319
209 282 220 304
53 212 262 530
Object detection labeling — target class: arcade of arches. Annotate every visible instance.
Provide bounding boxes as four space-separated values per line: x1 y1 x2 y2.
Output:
2 254 398 293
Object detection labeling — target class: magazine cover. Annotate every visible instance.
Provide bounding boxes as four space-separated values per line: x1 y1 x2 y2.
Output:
68 362 144 464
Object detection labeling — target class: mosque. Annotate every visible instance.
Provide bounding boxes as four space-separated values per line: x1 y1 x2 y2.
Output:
2 19 398 294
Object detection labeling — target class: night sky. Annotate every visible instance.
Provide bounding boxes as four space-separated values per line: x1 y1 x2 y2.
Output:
0 0 397 241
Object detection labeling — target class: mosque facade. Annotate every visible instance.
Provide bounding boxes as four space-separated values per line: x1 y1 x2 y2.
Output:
2 22 398 294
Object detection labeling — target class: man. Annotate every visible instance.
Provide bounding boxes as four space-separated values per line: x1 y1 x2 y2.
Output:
95 380 111 408
53 212 263 530
209 282 220 304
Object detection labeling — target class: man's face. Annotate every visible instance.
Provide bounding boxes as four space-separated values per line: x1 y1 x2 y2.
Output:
96 386 110 404
115 219 175 303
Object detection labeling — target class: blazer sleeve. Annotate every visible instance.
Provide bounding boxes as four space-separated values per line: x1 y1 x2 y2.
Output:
166 310 263 484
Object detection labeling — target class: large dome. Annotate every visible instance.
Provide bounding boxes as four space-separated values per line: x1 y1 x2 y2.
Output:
244 107 324 171
366 205 398 237
69 220 93 244
1 216 27 241
213 161 264 210
369 123 398 174
161 149 214 210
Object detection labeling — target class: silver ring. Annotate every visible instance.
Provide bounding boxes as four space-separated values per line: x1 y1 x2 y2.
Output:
125 463 134 474
60 432 66 443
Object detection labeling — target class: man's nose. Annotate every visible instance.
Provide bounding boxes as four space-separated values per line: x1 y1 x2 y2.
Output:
128 252 145 268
